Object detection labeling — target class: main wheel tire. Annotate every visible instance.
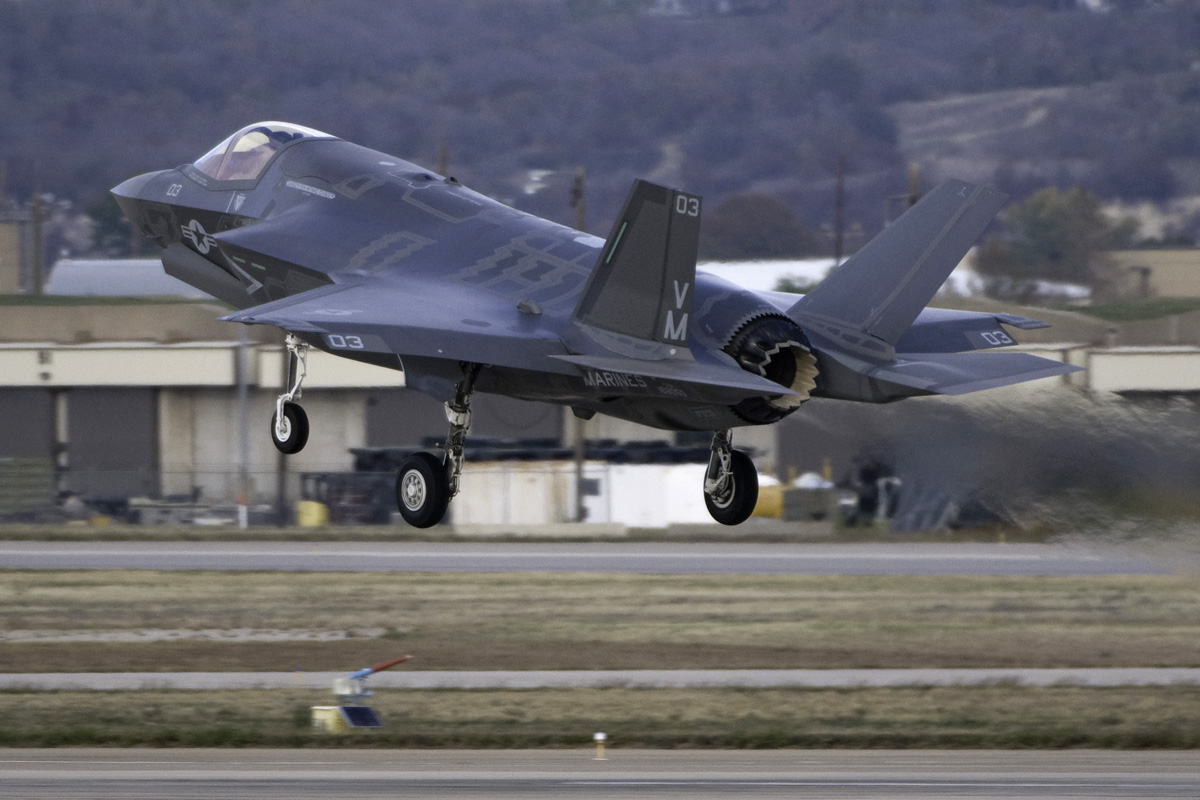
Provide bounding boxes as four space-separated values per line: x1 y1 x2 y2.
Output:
271 402 309 455
704 449 759 526
396 451 451 528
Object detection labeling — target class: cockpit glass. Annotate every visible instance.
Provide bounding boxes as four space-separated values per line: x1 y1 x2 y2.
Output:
192 122 334 182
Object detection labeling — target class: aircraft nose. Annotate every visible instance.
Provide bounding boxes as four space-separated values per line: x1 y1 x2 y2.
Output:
110 170 164 199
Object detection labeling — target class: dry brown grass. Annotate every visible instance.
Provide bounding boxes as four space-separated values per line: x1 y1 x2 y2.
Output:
1 571 1198 671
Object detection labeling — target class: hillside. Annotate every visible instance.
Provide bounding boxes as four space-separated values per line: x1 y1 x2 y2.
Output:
891 73 1200 206
1 0 1197 253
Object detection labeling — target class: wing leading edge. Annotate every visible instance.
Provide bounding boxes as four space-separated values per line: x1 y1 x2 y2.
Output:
221 279 574 376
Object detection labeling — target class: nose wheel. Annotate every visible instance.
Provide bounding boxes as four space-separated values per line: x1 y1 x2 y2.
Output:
271 334 310 455
271 401 309 454
703 430 759 526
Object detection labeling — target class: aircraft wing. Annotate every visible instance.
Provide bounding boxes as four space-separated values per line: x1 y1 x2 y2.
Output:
223 280 796 400
221 278 576 375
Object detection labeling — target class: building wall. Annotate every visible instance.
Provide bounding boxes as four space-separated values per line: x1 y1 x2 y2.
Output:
0 220 25 294
157 389 195 498
167 387 366 505
1109 250 1200 299
449 462 717 527
0 303 268 344
1087 347 1200 393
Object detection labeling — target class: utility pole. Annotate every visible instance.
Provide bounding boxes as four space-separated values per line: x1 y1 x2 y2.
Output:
237 324 250 530
884 162 922 226
570 166 586 232
569 166 587 522
30 190 44 295
907 162 921 208
833 154 845 268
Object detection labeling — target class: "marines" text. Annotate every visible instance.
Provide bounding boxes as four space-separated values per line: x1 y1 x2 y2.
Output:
583 371 648 389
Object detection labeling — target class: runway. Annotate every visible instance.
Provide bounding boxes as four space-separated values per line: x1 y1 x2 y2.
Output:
0 541 1170 575
3 667 1198 691
1 749 1195 798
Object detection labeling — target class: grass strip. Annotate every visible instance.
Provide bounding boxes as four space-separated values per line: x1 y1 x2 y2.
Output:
0 686 1196 749
1070 297 1200 322
3 572 1199 671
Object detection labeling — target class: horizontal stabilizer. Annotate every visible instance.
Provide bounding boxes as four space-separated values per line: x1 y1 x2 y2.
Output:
994 312 1050 331
552 353 795 399
896 307 1053 354
572 179 701 355
864 351 1080 396
792 180 1008 345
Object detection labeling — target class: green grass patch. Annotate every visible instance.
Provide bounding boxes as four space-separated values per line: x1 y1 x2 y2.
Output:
1068 297 1200 322
2 571 1198 671
0 686 1196 748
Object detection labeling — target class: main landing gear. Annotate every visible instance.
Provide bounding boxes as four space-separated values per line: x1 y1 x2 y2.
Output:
271 334 310 454
703 429 759 526
269 347 756 527
395 364 479 528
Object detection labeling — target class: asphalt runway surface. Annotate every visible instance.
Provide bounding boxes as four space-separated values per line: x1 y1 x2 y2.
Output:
0 541 1171 575
4 667 1199 691
1 749 1196 799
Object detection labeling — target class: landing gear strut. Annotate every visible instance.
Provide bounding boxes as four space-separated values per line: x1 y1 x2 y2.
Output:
271 334 310 454
703 429 758 526
396 364 479 528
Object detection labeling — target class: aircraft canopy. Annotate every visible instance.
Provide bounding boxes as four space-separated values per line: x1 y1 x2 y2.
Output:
193 121 334 182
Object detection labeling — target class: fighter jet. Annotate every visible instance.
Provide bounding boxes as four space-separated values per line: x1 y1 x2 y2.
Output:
112 121 1078 527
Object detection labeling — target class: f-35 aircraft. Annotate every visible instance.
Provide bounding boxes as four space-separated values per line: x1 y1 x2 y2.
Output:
113 121 1077 527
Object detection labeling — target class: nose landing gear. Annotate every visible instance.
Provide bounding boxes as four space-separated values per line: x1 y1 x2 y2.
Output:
703 429 758 526
271 334 310 454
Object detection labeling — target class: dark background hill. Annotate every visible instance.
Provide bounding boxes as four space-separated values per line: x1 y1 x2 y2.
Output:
2 0 1198 253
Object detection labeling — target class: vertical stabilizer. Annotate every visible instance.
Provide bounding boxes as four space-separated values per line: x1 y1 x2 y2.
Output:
571 179 701 358
791 180 1007 346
